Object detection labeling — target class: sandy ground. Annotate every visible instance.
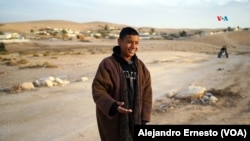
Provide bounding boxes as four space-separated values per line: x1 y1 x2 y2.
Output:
0 31 250 141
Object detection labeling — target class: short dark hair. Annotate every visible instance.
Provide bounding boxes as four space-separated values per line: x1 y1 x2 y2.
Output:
119 27 139 40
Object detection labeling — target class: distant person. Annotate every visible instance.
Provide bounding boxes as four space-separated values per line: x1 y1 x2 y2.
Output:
0 42 6 52
92 27 152 141
218 45 229 58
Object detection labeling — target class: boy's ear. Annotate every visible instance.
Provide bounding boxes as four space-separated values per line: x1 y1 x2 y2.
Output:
117 38 121 45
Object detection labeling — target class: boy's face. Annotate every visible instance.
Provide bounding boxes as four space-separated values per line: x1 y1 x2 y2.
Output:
118 35 139 61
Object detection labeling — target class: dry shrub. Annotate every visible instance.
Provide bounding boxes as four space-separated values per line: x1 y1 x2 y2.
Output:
5 59 29 66
0 51 9 55
33 53 40 57
19 51 32 56
50 56 58 59
74 52 82 55
207 87 240 97
208 87 242 108
18 59 29 64
10 83 22 93
1 57 13 61
5 60 17 66
43 62 58 68
19 62 58 69
43 51 51 56
0 83 23 94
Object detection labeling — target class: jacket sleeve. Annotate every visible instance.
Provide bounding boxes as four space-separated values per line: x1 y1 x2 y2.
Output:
92 59 117 118
140 62 153 122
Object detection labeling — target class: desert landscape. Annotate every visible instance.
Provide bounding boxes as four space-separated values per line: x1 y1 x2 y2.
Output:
0 21 250 141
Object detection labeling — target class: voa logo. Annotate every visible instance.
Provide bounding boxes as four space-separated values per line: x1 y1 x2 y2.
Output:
217 16 229 21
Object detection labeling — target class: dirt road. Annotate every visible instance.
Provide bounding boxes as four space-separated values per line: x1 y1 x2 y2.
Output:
0 49 249 141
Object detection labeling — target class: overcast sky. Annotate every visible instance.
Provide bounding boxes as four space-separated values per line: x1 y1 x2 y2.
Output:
0 0 249 28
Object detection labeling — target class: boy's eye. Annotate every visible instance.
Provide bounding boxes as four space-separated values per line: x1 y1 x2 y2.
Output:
127 41 139 44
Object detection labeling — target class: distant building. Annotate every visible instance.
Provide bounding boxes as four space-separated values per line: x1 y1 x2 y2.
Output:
139 32 150 40
0 32 20 39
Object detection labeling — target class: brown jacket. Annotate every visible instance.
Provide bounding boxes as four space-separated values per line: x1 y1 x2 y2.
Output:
92 55 152 141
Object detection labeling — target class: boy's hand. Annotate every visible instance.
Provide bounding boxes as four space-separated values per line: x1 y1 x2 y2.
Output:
116 102 133 113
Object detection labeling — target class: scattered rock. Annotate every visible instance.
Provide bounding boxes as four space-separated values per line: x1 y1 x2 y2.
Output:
20 82 35 90
12 75 88 94
78 76 89 82
166 88 178 98
175 85 207 99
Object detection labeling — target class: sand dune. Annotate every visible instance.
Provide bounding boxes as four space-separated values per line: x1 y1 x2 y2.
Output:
0 20 219 34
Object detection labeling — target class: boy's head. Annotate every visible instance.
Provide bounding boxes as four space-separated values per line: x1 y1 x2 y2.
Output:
118 27 139 61
119 27 139 40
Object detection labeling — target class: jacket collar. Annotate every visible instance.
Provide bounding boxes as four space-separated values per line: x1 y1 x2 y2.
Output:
112 46 137 64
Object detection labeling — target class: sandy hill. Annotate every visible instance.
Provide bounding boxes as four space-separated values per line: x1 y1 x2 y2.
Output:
188 30 250 47
0 20 220 34
0 20 128 33
171 30 250 55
